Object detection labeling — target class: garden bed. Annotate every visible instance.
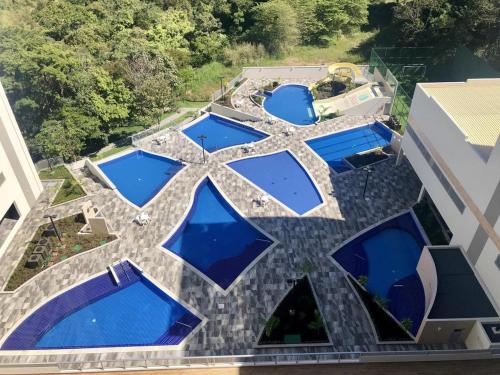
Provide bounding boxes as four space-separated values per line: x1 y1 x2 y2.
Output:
345 149 388 168
5 214 117 291
39 166 86 206
258 277 329 345
349 276 412 342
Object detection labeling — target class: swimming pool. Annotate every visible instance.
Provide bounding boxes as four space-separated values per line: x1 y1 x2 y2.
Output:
263 84 318 126
332 212 428 336
182 113 268 152
163 177 275 290
227 150 323 215
98 150 184 207
2 261 201 349
306 122 393 173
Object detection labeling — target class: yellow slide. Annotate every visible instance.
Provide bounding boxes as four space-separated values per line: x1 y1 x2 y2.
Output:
309 63 363 91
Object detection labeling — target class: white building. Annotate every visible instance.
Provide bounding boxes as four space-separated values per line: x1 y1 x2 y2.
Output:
401 78 500 308
0 82 43 257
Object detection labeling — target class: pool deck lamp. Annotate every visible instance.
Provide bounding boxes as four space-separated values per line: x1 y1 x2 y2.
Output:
362 166 374 200
197 134 208 164
43 213 61 242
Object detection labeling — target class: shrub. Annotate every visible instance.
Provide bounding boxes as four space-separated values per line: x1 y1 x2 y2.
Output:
400 318 413 332
358 275 368 286
222 43 267 67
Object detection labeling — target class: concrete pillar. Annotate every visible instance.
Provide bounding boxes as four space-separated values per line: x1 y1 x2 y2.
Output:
396 147 405 166
417 185 426 203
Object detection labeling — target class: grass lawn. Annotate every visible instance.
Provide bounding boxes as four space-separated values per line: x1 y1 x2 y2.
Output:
183 31 374 101
5 214 117 291
39 165 86 206
91 145 132 162
161 111 197 130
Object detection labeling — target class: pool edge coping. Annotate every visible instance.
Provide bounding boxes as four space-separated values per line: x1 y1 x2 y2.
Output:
261 83 319 127
302 121 395 176
328 209 431 342
223 148 327 217
0 258 208 355
157 173 280 297
94 148 187 211
179 112 273 156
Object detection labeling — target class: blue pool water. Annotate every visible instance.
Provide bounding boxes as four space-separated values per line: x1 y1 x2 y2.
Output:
227 151 323 215
263 85 318 125
306 122 393 173
333 212 428 335
3 262 201 349
98 150 184 207
182 114 268 152
36 280 186 348
163 178 274 290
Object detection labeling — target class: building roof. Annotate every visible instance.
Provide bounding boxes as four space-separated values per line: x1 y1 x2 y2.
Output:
421 79 500 157
428 247 498 320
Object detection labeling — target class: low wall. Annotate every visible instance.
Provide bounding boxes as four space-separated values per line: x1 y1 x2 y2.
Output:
84 159 116 190
343 97 391 116
209 103 261 122
416 247 438 315
242 66 328 80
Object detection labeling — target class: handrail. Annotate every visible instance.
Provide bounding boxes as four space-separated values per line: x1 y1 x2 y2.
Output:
0 348 498 372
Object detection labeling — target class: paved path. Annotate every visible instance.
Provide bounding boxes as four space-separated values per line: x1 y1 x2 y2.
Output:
0 79 460 368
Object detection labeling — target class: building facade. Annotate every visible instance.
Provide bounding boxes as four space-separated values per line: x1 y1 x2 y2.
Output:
401 78 500 308
0 82 43 257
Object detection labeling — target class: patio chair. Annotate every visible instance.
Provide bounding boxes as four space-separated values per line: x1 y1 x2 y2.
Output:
154 135 168 145
242 142 256 153
134 212 151 226
258 194 270 207
284 127 296 136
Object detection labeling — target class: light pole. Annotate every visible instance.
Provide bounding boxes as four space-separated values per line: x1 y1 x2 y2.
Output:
362 166 373 200
198 134 207 164
43 214 61 242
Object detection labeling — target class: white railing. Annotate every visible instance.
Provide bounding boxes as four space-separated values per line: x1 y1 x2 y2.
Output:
0 349 498 373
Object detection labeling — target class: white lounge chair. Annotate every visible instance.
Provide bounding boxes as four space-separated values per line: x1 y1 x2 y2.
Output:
284 127 296 136
155 135 168 145
258 194 270 207
134 212 151 226
242 142 256 153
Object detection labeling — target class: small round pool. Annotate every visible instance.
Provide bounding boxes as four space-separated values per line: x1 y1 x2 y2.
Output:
263 84 318 126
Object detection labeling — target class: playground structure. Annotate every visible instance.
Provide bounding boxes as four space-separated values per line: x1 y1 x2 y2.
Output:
309 63 368 91
310 63 391 118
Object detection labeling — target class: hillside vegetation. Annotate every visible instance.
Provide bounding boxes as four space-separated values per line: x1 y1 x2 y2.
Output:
0 0 497 161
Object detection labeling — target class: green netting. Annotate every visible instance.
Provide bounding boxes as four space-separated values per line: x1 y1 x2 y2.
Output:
368 47 499 132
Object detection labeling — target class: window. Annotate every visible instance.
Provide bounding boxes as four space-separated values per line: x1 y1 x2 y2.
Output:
406 126 465 213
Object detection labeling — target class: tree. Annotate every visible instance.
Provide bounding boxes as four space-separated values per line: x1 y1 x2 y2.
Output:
394 0 499 66
250 0 299 55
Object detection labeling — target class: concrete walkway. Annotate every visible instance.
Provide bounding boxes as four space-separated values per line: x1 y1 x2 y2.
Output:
0 79 461 369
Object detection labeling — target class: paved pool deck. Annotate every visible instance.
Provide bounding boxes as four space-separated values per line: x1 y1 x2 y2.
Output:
0 79 461 368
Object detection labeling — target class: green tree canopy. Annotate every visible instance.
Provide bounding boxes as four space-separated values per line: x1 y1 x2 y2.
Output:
250 0 299 55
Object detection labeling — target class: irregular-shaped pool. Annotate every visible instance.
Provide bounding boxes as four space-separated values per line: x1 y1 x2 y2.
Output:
2 262 201 349
227 150 323 215
98 150 184 207
182 113 268 152
332 212 428 336
163 177 275 290
263 84 318 125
